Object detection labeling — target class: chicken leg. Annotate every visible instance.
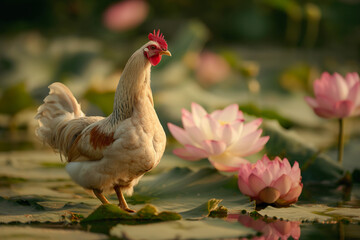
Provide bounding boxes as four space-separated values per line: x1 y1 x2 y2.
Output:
114 185 135 213
93 189 110 204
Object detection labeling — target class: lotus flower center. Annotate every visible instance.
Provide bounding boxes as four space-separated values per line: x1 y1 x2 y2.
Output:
218 120 229 126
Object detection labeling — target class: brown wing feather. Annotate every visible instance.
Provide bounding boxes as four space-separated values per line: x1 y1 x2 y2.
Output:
67 134 88 162
90 126 115 149
67 122 115 163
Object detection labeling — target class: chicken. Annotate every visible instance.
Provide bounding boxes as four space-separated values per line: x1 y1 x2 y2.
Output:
35 30 171 212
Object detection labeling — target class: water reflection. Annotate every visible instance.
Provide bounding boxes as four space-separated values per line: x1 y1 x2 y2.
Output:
228 213 301 240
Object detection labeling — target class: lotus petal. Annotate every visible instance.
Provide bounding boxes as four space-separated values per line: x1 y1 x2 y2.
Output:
168 103 269 171
306 72 360 118
272 174 292 196
167 123 192 145
173 145 208 161
258 187 280 204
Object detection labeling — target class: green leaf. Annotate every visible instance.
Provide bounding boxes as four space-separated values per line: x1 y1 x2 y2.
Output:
257 204 360 223
135 204 181 221
0 196 92 223
239 103 294 129
81 204 181 234
82 204 132 222
0 226 107 240
0 176 27 187
40 162 66 168
131 167 252 214
263 121 344 182
82 204 181 223
135 204 157 219
110 218 256 240
155 211 182 221
180 198 224 219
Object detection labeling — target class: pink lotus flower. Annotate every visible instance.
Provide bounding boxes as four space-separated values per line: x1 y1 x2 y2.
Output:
168 103 269 172
229 214 301 240
103 0 149 31
238 155 302 206
305 72 360 118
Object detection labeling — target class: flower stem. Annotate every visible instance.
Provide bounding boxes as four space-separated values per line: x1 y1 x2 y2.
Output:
338 118 345 164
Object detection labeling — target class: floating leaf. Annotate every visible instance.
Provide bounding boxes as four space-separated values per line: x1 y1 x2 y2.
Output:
263 121 344 182
130 167 252 214
256 204 360 223
82 204 181 223
81 204 181 234
110 218 255 240
0 226 107 240
41 162 66 168
0 176 27 187
180 198 224 219
135 204 157 219
134 204 181 221
0 196 93 224
82 204 133 222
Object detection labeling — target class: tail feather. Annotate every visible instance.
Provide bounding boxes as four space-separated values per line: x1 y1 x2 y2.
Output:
35 82 85 156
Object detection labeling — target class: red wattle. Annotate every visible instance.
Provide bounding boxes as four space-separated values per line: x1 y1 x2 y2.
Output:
149 55 162 66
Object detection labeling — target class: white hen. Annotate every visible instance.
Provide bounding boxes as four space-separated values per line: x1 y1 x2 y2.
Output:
35 30 170 212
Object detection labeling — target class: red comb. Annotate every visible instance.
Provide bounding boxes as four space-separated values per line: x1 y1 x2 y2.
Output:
148 29 168 50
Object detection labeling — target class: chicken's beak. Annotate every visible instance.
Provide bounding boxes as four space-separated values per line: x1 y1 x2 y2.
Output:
159 50 171 56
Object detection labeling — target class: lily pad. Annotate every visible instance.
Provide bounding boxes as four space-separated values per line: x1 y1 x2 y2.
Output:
263 121 344 182
80 204 181 235
110 218 256 240
129 167 252 213
0 149 358 238
82 204 133 222
0 196 94 224
0 226 107 240
257 204 360 223
180 198 227 219
0 176 27 187
82 204 181 223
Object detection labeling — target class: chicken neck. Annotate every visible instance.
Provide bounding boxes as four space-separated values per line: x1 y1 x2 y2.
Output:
110 49 152 124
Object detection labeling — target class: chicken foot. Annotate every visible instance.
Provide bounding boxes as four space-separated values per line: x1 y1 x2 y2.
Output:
114 185 135 213
93 189 110 204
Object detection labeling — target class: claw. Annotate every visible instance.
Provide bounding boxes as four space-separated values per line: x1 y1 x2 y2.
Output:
114 185 134 213
118 204 135 213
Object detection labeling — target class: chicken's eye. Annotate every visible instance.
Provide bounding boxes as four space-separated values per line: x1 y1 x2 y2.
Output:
150 45 156 50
